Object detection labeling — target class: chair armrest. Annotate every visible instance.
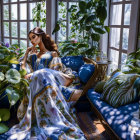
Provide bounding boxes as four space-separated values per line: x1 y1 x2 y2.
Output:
81 57 99 95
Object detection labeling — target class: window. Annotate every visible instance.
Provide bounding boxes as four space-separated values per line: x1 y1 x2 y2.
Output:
1 0 46 51
57 0 79 42
108 0 139 73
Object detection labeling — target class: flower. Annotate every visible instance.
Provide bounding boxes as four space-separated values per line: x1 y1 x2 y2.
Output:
16 48 20 51
5 42 9 48
71 39 77 44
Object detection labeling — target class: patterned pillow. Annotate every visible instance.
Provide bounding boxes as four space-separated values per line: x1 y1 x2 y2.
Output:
100 73 140 108
78 64 95 84
61 56 84 72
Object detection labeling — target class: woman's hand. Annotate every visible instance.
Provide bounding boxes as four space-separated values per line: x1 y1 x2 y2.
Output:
24 73 33 80
26 46 37 55
52 51 58 57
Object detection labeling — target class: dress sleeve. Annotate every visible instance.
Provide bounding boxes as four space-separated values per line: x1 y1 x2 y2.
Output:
49 56 63 71
49 56 74 78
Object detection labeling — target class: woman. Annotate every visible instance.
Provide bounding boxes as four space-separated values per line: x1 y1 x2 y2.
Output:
5 27 85 140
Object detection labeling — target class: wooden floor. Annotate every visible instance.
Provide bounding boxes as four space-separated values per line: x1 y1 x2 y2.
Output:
77 111 111 140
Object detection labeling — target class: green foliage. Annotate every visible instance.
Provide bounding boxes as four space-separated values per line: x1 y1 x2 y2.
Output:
53 0 109 58
124 48 140 74
94 81 106 93
32 0 46 28
59 40 97 57
0 109 10 122
0 43 29 133
31 0 109 58
0 123 9 134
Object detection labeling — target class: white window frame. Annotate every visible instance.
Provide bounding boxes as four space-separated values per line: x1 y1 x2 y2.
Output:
106 0 140 73
0 0 48 48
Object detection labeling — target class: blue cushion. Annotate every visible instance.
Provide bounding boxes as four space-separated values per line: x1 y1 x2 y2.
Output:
87 89 139 140
61 56 84 72
78 64 95 83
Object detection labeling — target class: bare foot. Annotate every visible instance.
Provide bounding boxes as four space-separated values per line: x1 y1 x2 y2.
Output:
70 89 83 101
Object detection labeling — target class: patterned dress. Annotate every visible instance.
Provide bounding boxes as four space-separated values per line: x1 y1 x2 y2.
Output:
5 52 86 140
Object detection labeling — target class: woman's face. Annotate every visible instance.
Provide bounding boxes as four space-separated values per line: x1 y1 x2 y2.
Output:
29 33 41 46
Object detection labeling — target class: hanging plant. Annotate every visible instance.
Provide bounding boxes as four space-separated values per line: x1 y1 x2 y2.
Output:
32 0 46 28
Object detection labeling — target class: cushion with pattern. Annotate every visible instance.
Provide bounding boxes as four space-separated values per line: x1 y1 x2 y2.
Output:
100 73 140 108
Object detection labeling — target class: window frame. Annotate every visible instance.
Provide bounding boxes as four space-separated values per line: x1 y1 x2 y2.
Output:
0 0 45 48
107 0 140 73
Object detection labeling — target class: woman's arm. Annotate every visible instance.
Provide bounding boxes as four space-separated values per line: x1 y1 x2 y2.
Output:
49 51 63 71
21 46 37 70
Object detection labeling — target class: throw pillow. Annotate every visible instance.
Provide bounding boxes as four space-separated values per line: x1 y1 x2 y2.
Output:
78 64 95 84
94 81 106 94
61 56 84 72
100 73 140 107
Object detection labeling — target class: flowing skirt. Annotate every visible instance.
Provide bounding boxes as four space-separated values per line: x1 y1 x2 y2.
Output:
5 68 86 140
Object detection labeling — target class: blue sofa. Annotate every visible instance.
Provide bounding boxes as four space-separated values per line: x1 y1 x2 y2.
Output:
87 88 139 140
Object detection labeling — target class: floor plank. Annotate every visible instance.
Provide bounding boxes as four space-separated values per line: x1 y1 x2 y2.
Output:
76 111 111 140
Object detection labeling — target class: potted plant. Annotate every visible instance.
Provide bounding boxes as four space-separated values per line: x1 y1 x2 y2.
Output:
53 0 110 58
0 42 29 134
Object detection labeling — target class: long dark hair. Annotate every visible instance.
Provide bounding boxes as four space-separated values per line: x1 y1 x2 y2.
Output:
28 27 59 54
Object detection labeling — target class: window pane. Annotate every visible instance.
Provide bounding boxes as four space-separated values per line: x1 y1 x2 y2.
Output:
12 39 18 44
30 22 37 31
30 3 36 20
4 22 9 37
124 4 131 25
20 3 27 20
121 53 127 65
3 0 9 3
11 22 18 37
121 53 127 70
58 2 67 20
20 22 27 38
108 49 119 73
112 0 122 2
11 0 17 2
3 5 9 20
122 28 129 50
20 40 27 52
110 28 120 49
4 38 10 44
58 22 66 41
11 4 17 20
110 4 122 25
